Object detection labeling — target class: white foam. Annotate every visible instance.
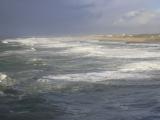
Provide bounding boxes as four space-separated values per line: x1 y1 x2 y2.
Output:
0 73 7 82
120 61 160 72
63 45 160 58
3 38 38 46
3 37 160 59
27 58 47 66
63 46 104 56
2 49 36 56
129 43 160 47
2 41 8 44
3 38 81 49
0 73 15 86
31 47 36 51
37 71 151 83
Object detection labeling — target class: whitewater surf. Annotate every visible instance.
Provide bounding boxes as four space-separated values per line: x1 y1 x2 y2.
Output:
0 38 160 120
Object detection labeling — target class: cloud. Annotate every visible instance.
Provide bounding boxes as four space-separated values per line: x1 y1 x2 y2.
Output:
0 0 160 36
114 9 160 26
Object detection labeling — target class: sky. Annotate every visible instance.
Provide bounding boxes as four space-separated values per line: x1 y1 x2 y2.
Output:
0 0 160 37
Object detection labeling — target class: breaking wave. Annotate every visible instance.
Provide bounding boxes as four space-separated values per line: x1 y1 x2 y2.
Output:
0 73 7 82
3 37 160 58
120 61 160 72
0 73 15 87
2 37 160 89
37 71 151 84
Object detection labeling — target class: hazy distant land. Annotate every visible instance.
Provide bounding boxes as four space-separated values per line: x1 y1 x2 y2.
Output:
79 34 160 43
1 34 160 43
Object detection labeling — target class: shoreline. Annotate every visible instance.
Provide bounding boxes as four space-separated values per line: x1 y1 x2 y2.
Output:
79 34 160 43
1 34 160 43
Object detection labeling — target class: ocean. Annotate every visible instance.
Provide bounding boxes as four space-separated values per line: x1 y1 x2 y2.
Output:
1 38 160 120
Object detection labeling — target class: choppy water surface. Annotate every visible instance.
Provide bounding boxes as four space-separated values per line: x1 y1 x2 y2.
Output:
1 38 160 120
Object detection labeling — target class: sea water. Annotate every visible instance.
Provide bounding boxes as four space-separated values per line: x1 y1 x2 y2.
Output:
0 38 160 120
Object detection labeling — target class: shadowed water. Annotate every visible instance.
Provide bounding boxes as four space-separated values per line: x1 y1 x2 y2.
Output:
0 38 160 120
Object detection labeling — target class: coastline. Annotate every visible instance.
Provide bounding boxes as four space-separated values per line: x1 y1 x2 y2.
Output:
78 34 160 43
1 34 160 43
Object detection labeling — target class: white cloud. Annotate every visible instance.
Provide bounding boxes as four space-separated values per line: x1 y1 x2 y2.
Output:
114 9 160 26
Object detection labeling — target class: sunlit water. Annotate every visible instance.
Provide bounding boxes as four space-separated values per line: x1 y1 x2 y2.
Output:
1 38 160 120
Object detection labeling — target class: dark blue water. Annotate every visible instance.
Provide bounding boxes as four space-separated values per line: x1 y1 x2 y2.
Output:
1 38 160 120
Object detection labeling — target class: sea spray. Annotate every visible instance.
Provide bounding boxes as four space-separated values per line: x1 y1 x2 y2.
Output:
0 73 15 87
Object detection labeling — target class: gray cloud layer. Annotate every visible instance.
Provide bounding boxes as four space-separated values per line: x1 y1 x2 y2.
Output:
0 0 160 37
